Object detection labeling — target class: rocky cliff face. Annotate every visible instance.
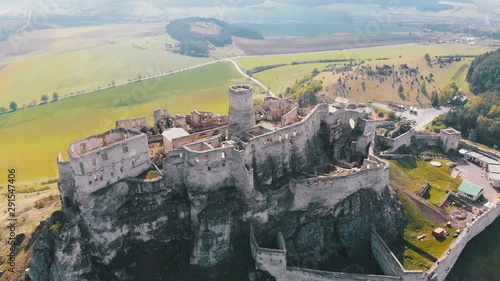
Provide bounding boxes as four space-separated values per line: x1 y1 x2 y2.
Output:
25 133 404 281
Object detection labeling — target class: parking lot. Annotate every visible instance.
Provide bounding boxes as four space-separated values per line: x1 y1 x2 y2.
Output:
371 102 449 131
452 156 499 202
399 107 450 131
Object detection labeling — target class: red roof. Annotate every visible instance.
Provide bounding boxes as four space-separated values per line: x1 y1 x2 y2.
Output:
433 228 445 237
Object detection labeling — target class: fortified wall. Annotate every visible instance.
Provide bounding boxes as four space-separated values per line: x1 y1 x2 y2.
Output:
378 127 459 154
289 156 388 211
58 128 150 202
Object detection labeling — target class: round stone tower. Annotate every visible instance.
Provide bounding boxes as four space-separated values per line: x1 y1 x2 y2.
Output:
228 84 255 138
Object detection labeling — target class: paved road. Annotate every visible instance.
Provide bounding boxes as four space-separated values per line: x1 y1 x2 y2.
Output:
227 59 275 97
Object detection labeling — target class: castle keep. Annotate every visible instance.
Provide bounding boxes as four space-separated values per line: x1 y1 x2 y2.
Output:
53 84 407 281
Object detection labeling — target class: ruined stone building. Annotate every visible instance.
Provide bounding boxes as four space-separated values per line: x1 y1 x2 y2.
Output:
29 85 407 281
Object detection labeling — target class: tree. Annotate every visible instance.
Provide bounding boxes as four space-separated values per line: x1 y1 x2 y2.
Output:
424 53 432 66
9 101 17 111
53 92 59 101
420 81 427 95
361 82 366 92
0 106 7 113
431 91 439 107
398 84 404 94
41 94 49 103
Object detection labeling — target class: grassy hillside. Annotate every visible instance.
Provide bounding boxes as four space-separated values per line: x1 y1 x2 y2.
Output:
0 61 261 182
238 44 490 107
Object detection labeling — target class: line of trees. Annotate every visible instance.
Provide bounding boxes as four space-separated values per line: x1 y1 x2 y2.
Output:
439 49 500 148
1 92 62 114
166 17 263 57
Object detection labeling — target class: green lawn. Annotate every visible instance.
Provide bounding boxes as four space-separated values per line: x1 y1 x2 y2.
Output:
253 62 333 96
388 157 462 271
388 158 461 205
0 61 259 182
391 191 456 271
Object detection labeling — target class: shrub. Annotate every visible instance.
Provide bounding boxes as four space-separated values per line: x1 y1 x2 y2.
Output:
378 112 384 118
34 200 45 209
51 221 63 236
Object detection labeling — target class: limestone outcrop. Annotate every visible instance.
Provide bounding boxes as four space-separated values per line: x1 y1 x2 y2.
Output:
23 86 406 281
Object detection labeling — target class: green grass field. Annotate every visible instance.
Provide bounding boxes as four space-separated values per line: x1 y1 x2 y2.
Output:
253 62 333 95
388 158 461 205
387 158 461 271
236 44 491 70
0 61 259 182
392 191 457 271
0 35 212 107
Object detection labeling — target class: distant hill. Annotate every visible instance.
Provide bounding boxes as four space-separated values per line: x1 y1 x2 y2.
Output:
166 17 263 57
271 0 473 11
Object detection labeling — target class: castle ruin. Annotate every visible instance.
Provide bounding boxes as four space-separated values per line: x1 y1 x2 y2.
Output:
46 84 409 281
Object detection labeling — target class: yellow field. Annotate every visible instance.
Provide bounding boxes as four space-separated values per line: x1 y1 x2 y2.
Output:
0 23 212 107
236 44 491 70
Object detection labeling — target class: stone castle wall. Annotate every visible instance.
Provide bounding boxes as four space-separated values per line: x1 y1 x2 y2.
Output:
371 229 426 281
413 132 440 147
115 116 150 131
286 267 401 281
250 225 287 279
378 129 415 153
63 130 150 195
427 201 500 281
289 165 388 211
